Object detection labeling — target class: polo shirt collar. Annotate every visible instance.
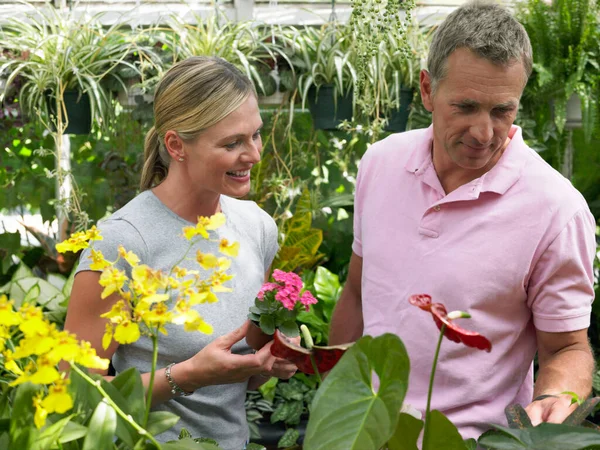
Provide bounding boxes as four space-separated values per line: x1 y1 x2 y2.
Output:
404 124 527 196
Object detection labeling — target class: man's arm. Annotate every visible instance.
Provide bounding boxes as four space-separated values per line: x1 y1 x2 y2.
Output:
329 252 364 345
525 328 595 425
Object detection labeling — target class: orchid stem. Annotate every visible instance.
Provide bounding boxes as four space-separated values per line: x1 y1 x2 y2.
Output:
423 323 446 450
144 334 159 427
70 364 162 449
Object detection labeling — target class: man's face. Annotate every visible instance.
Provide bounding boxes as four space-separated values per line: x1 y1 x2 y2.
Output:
421 48 525 171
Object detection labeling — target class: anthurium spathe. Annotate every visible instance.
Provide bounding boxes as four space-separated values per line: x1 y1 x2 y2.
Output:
408 294 492 352
271 329 352 374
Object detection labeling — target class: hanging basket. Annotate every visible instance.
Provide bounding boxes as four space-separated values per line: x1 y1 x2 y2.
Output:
307 84 353 131
47 90 92 135
383 88 414 133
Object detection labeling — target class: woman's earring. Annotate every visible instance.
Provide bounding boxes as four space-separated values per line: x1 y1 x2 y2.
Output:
178 157 184 162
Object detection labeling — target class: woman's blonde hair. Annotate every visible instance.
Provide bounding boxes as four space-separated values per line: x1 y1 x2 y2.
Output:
140 56 256 190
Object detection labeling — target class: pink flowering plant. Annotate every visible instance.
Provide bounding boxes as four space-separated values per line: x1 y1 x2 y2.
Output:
248 269 318 337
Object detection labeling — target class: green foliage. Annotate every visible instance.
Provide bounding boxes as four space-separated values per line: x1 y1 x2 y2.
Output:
298 266 342 344
272 188 324 272
166 8 287 96
304 334 410 450
478 423 600 449
0 5 145 133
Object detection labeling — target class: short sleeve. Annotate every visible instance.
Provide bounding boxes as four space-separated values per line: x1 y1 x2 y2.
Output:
262 214 279 272
352 153 371 257
527 208 596 332
76 218 148 277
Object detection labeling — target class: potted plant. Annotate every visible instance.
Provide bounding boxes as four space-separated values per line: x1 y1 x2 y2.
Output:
166 8 289 99
0 4 145 240
283 23 357 130
379 21 431 132
0 5 143 135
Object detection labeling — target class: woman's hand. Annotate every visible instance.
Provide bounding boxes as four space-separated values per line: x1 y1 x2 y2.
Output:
175 321 277 391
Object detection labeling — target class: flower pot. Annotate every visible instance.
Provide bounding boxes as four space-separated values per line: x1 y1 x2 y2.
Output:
565 93 582 129
47 90 92 135
307 84 353 131
383 88 414 133
246 320 273 351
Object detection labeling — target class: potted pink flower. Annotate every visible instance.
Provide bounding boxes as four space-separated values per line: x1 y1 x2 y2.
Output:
246 269 318 350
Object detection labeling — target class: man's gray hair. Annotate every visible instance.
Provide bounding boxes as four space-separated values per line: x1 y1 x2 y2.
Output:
427 1 533 92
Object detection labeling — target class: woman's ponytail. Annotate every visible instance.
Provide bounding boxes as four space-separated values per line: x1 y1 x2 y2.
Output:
140 126 168 191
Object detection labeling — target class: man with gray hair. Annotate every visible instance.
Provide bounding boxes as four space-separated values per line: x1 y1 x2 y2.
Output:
329 1 596 440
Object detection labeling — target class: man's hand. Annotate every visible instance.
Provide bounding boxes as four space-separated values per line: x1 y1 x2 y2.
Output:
525 394 578 426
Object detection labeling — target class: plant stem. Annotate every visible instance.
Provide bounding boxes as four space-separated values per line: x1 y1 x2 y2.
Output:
422 323 446 450
144 334 159 427
70 364 161 449
309 354 322 384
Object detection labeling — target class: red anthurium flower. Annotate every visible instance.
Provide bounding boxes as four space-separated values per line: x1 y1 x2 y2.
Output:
271 330 352 374
409 294 492 352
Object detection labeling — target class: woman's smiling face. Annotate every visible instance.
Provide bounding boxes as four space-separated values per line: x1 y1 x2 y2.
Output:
180 94 263 199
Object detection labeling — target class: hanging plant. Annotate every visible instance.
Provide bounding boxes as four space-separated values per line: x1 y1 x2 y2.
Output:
349 0 416 132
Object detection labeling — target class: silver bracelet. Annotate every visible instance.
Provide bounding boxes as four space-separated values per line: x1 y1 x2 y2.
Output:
165 363 194 397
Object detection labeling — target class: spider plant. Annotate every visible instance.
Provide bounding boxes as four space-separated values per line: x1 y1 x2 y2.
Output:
166 8 289 96
282 23 357 111
0 5 146 134
0 4 148 238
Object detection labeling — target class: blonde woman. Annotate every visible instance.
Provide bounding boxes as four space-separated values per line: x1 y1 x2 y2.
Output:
65 56 297 449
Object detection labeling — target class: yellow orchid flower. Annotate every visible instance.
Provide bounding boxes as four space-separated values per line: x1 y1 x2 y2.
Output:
184 317 213 334
118 246 140 267
0 326 8 352
19 306 52 339
10 359 61 387
219 239 239 257
33 393 49 429
102 323 113 350
217 257 231 271
183 213 226 240
46 331 82 365
56 226 102 254
99 267 128 299
3 349 22 375
84 226 103 242
0 295 21 326
89 249 111 270
76 342 110 370
202 213 226 230
42 378 73 414
12 333 57 359
100 300 130 324
209 271 234 293
114 320 141 344
140 303 173 327
196 251 218 270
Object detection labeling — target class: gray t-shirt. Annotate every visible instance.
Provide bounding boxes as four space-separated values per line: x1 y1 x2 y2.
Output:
77 190 279 449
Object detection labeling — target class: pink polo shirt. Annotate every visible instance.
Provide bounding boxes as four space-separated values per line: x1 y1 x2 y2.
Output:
353 125 596 440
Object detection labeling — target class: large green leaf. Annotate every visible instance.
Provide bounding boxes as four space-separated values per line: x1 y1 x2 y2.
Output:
387 412 423 450
9 383 39 449
423 410 468 450
479 422 600 449
6 276 65 309
110 367 146 424
304 334 410 450
313 266 341 306
82 400 117 450
162 437 220 449
145 411 180 436
56 421 88 444
31 415 78 450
